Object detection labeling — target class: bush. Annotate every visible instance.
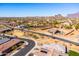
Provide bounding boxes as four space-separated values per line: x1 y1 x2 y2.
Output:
74 24 79 30
33 35 39 39
64 25 72 29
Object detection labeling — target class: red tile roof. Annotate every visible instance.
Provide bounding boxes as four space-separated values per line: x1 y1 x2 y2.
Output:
0 39 21 53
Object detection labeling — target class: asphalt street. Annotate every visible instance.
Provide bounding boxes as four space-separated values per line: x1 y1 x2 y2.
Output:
13 38 36 56
27 30 79 46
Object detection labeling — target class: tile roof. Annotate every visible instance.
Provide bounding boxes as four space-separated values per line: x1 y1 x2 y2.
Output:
0 39 21 53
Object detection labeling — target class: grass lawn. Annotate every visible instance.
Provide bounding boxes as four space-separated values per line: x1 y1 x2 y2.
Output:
67 50 79 56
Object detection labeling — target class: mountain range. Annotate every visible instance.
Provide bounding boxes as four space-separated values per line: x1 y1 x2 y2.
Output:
67 12 79 18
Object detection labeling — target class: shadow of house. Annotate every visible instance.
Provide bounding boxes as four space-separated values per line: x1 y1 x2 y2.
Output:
0 28 13 33
48 28 62 35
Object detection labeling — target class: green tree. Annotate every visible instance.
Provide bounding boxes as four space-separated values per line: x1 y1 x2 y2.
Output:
64 25 72 29
74 24 79 30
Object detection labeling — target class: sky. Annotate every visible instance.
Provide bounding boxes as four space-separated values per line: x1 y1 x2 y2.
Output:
0 3 79 17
